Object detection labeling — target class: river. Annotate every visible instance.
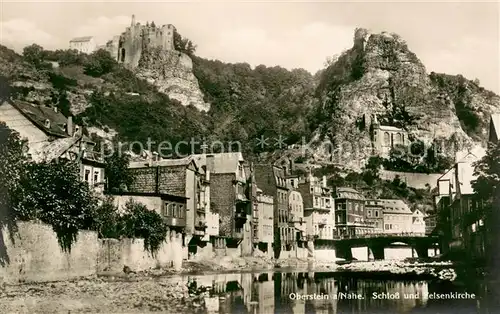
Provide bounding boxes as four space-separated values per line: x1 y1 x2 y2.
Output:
0 266 490 313
185 270 486 314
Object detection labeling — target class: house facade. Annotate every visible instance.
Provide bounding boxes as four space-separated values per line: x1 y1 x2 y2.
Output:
364 200 384 233
128 158 201 236
190 153 251 254
334 187 372 236
253 189 274 256
380 199 413 234
288 190 306 244
411 208 426 234
0 100 105 192
448 154 487 260
112 192 188 233
297 175 335 241
69 36 97 54
254 164 293 258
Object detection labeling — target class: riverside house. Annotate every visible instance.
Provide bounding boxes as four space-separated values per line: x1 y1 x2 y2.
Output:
0 100 106 193
297 175 335 241
253 164 293 258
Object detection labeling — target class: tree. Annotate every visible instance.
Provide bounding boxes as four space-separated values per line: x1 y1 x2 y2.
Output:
22 44 46 68
472 142 500 296
120 199 168 255
0 122 29 245
104 151 134 193
14 159 98 252
472 142 500 213
93 196 122 238
84 49 117 77
173 29 197 55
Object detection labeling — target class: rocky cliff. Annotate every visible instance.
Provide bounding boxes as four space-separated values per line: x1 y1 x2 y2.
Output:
137 47 210 112
310 28 499 169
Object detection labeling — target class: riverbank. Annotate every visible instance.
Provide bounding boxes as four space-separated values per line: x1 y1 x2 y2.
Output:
0 274 206 313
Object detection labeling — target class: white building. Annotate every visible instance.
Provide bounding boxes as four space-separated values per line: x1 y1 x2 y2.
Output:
298 175 335 240
380 199 413 234
69 36 97 54
411 208 426 234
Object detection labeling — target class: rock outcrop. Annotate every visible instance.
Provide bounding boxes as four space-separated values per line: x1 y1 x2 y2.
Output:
136 47 210 112
311 28 499 169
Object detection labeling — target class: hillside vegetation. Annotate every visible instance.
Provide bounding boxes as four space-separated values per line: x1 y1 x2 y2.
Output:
1 27 499 165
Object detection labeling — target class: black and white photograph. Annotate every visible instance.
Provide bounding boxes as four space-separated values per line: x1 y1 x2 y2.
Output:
0 1 499 313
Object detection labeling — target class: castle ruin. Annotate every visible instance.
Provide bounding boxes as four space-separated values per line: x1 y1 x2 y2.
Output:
105 15 176 68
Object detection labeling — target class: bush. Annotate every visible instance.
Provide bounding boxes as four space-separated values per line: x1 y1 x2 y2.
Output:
84 49 117 77
14 159 98 252
120 200 168 255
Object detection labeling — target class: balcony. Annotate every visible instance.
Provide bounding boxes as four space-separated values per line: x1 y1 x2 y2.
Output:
164 217 186 228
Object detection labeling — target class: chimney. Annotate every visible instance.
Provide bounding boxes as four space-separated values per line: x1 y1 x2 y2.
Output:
148 151 156 167
202 165 210 181
67 116 73 136
206 154 215 173
322 175 327 188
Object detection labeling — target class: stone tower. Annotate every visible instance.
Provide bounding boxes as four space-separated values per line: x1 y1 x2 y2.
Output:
104 14 176 68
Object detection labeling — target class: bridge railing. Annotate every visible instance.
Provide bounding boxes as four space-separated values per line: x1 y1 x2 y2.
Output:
332 232 429 240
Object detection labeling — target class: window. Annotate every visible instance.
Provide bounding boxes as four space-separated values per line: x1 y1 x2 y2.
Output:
172 204 178 217
93 170 100 184
179 205 185 218
84 169 90 183
166 203 173 217
375 211 379 217
384 132 390 145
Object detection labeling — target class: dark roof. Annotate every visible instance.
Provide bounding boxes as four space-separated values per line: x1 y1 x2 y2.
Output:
129 157 198 171
10 100 69 137
109 191 188 202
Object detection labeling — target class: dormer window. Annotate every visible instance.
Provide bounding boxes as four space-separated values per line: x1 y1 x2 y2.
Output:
44 119 51 129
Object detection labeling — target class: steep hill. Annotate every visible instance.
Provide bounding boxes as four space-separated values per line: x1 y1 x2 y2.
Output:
309 28 499 169
1 27 498 168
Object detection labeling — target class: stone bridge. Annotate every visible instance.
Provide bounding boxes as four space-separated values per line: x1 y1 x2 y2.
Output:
316 233 439 260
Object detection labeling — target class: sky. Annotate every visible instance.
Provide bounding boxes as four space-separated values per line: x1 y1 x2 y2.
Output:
1 1 499 93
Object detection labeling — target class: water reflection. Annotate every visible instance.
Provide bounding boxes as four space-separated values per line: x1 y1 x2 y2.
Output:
184 271 480 314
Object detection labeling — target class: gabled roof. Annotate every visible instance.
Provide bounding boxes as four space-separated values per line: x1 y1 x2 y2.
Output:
9 100 69 137
33 136 81 162
129 157 198 171
490 113 500 142
336 187 364 200
378 199 412 214
70 36 94 43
